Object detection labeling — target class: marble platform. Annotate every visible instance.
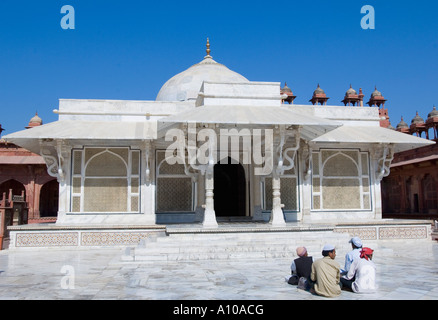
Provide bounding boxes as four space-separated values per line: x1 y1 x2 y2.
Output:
5 219 433 250
0 238 437 300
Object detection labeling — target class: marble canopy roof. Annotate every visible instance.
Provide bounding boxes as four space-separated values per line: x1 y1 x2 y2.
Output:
159 104 342 141
312 125 435 152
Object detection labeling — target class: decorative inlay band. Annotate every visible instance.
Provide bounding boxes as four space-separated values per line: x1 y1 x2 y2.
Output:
15 232 79 247
81 232 153 246
334 227 377 240
379 226 427 239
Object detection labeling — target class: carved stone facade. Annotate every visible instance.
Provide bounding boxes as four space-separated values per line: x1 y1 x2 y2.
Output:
3 44 433 228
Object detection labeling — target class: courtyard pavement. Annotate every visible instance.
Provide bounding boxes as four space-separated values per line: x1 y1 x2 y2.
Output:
0 239 437 302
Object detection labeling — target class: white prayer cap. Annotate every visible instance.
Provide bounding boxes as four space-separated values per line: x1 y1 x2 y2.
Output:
349 237 362 247
322 244 335 251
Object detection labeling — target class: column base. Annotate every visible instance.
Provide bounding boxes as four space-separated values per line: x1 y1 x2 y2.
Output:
269 208 286 226
202 209 218 228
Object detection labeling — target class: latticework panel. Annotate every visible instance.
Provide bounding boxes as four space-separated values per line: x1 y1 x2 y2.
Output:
84 178 128 212
312 149 371 210
85 152 127 177
156 178 192 212
264 177 298 211
71 147 141 213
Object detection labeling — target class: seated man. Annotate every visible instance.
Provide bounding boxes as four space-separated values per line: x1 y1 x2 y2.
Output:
340 247 377 294
341 237 362 275
310 244 341 298
288 246 313 289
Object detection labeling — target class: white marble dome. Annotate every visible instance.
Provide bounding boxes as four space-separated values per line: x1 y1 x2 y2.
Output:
156 55 249 102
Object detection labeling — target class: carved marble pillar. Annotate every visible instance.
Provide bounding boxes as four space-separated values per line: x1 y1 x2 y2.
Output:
269 125 291 226
269 174 286 226
301 142 312 222
202 169 218 228
185 123 218 228
141 140 156 224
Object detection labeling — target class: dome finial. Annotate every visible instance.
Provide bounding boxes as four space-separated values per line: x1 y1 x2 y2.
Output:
205 37 212 58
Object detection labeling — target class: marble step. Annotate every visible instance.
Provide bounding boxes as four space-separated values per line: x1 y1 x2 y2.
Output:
154 232 348 245
124 230 352 262
146 237 348 249
146 230 348 246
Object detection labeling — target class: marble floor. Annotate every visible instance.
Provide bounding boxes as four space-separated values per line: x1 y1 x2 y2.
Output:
0 239 437 300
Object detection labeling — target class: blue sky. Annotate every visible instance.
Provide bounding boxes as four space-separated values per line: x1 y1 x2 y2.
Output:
0 0 437 135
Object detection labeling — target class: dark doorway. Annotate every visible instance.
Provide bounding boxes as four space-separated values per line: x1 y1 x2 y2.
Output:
40 180 59 217
214 158 246 217
0 179 25 201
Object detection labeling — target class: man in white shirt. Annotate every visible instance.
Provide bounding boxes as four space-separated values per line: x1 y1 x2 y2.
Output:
340 247 377 293
341 237 362 275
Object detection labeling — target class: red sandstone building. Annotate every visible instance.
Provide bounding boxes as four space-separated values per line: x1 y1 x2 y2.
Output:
0 114 58 224
381 104 438 219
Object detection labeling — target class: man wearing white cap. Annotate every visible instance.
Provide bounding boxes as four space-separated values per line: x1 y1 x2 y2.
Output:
341 237 363 275
309 244 341 298
341 247 377 293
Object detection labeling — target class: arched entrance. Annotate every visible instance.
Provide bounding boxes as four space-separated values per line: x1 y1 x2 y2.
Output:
214 158 246 217
0 179 25 201
39 180 59 217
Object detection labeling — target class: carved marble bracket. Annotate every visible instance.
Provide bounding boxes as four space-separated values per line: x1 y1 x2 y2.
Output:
144 140 151 184
373 143 394 182
185 123 215 177
40 148 58 179
275 125 301 176
302 141 312 180
39 139 69 183
56 140 68 182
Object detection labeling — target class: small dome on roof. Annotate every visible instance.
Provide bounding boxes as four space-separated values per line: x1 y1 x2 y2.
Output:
346 85 357 96
411 111 424 124
26 112 43 129
281 82 292 93
396 117 409 129
30 113 42 124
371 87 382 97
313 84 325 95
427 106 438 119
